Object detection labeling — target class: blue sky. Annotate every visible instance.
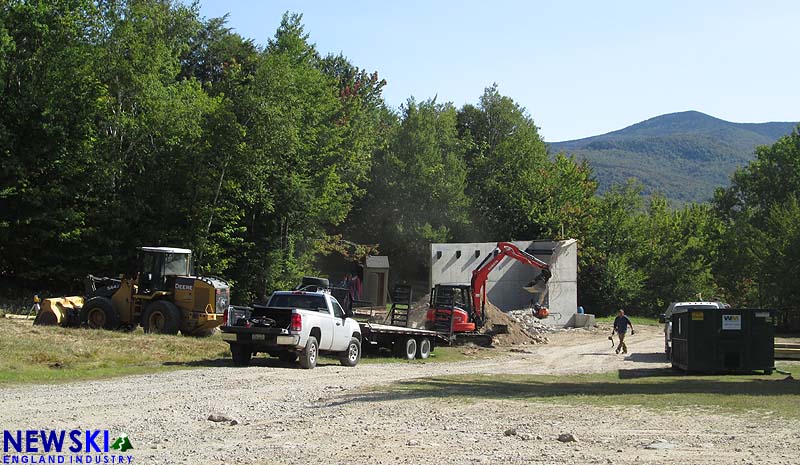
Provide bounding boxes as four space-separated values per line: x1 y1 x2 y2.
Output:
192 0 799 141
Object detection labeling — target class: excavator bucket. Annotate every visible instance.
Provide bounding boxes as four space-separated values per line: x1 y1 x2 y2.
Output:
33 296 84 327
523 278 550 319
523 280 548 303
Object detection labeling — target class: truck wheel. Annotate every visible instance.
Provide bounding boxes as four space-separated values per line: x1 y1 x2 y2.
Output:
81 297 120 330
230 344 252 366
278 351 298 363
299 336 318 369
416 337 431 359
401 337 417 360
142 300 180 335
340 337 361 367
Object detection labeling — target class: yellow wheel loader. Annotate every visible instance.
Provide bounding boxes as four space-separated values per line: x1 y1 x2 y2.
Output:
34 247 230 336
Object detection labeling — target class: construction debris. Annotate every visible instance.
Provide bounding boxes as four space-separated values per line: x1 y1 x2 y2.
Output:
483 301 549 346
507 308 559 335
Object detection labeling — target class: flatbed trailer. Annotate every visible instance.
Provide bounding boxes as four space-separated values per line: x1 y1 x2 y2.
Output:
359 322 446 360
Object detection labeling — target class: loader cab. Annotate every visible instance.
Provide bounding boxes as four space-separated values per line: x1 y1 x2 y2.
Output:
137 247 193 293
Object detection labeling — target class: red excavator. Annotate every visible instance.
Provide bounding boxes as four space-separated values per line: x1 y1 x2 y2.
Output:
426 242 552 343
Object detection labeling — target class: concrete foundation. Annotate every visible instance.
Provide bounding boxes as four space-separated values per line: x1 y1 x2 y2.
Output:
429 239 578 326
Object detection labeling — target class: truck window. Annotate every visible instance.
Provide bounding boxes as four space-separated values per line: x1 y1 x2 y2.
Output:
331 300 344 318
269 294 329 313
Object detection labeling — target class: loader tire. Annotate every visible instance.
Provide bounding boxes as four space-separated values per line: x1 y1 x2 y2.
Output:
142 300 181 335
299 276 329 290
81 297 120 330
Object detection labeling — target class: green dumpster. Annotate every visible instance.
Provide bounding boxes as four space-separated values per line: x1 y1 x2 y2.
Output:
670 308 775 374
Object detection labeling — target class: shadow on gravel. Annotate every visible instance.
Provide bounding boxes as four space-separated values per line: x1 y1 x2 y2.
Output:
323 374 798 408
623 352 670 364
163 357 339 369
163 359 231 368
617 367 683 379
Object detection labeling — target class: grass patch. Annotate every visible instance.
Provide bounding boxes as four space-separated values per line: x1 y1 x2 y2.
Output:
0 318 497 384
0 318 230 385
373 366 800 419
595 315 661 326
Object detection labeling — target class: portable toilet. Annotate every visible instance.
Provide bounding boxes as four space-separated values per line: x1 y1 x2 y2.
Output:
363 256 390 306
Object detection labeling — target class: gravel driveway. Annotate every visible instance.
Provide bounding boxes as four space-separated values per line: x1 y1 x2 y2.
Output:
1 326 797 464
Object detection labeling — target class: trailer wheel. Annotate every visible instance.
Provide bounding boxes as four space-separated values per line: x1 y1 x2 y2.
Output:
81 297 120 330
299 336 318 369
278 351 298 363
416 337 431 359
230 344 252 366
401 337 417 360
340 337 361 367
142 300 180 335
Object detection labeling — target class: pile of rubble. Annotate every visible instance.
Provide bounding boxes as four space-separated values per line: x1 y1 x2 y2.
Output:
484 302 549 345
507 308 560 335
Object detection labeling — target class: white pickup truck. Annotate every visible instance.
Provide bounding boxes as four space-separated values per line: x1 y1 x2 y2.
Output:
220 290 362 369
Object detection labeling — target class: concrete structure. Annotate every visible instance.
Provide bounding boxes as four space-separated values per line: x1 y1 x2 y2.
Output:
363 255 390 306
429 240 578 326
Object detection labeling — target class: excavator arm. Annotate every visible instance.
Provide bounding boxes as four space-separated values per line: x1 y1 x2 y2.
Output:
470 242 552 326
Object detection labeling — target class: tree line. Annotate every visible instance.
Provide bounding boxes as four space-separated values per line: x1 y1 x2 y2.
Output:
1 1 798 317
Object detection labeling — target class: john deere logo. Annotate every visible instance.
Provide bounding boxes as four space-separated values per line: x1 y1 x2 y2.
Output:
111 433 133 452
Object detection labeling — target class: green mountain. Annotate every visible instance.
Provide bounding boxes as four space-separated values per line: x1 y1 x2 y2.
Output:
549 111 798 203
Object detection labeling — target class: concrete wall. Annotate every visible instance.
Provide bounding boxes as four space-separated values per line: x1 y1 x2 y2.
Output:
429 240 578 326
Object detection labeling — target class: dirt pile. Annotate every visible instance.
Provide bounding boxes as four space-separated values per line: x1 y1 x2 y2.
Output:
483 301 549 346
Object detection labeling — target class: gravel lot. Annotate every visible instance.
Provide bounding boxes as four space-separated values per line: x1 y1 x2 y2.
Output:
2 326 798 465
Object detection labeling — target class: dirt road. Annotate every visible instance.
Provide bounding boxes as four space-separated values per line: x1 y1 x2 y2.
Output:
1 326 797 464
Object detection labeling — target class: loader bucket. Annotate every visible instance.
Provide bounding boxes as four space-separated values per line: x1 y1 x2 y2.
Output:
33 296 84 327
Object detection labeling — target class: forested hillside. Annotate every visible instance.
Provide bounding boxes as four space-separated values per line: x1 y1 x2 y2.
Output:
1 1 799 317
550 111 797 203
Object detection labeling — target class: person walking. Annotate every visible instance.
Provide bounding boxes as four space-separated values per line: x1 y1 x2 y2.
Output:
612 309 635 354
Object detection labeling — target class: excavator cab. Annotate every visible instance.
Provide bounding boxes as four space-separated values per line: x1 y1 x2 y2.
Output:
427 284 478 333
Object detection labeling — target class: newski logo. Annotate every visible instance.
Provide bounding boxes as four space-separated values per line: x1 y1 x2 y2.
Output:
3 430 134 463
